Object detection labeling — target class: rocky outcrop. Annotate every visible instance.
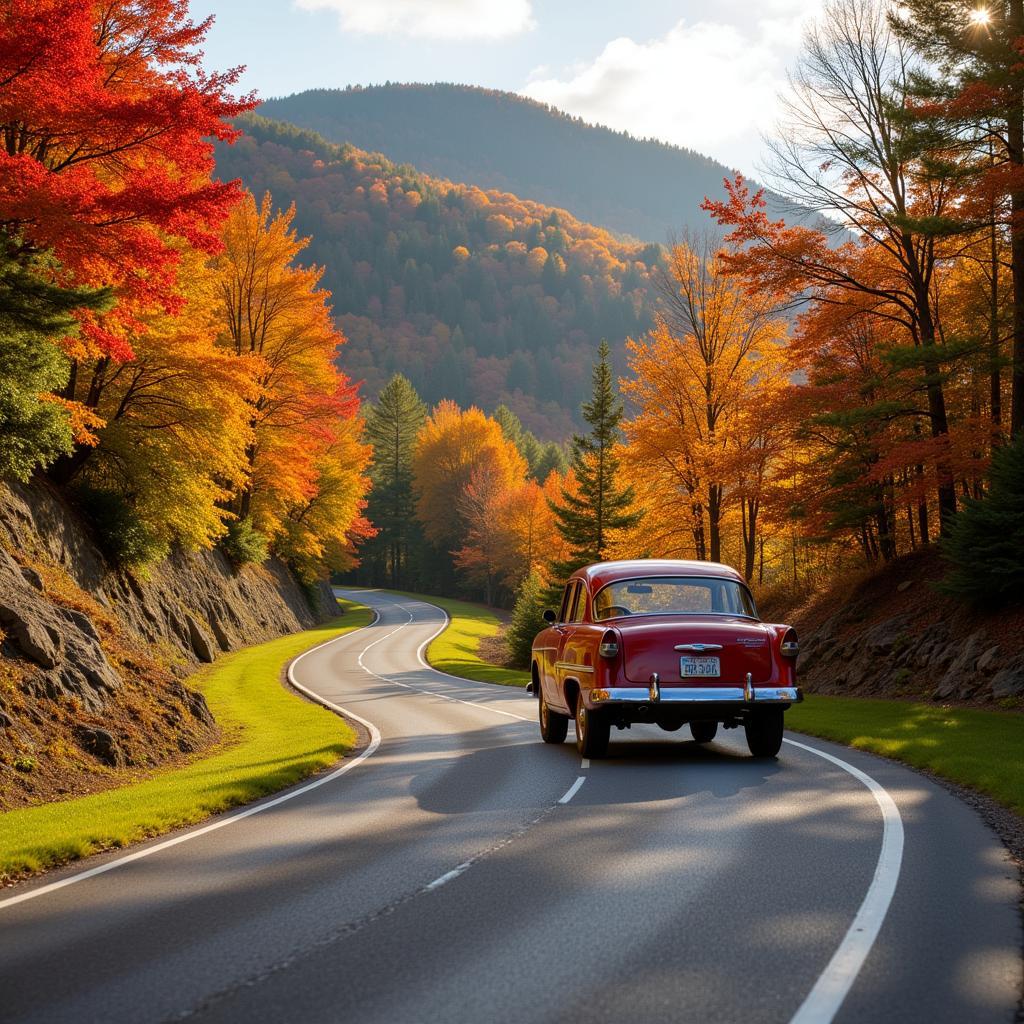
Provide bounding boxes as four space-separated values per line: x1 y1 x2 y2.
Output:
0 478 338 808
779 553 1024 705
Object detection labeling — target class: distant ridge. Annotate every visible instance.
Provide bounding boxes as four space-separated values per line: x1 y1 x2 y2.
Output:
258 83 753 243
214 115 661 439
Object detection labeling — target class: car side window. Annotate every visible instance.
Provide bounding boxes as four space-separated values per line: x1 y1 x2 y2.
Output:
569 584 587 623
558 582 576 623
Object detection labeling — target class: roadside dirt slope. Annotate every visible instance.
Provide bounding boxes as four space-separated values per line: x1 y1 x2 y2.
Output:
0 479 335 809
759 549 1024 707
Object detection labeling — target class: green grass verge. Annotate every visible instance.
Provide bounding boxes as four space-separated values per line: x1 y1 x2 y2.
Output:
378 590 530 687
0 599 374 883
788 697 1024 815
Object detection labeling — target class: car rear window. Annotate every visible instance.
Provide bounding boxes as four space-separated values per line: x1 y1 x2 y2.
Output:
593 576 757 620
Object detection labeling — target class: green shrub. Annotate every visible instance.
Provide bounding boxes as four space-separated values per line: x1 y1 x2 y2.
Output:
75 486 166 569
942 435 1024 606
221 516 269 567
505 571 547 669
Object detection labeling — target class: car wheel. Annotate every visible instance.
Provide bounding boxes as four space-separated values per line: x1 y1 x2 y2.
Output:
690 720 718 744
539 689 569 744
575 692 610 758
745 708 784 758
658 717 685 732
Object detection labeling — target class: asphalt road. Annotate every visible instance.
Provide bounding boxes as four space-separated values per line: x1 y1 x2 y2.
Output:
0 589 1019 1024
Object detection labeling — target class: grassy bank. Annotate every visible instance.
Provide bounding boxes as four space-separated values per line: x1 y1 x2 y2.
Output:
0 599 373 884
384 590 529 687
788 698 1024 816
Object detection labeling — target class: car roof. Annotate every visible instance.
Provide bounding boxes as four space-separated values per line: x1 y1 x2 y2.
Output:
570 559 746 590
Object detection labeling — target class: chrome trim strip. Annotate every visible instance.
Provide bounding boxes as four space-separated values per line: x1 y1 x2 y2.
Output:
595 611 760 622
555 661 595 675
591 575 759 622
590 686 802 704
675 643 724 652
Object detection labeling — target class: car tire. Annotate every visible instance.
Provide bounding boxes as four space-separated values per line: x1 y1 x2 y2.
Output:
690 720 718 744
575 692 610 758
539 689 569 744
745 708 784 758
658 717 685 732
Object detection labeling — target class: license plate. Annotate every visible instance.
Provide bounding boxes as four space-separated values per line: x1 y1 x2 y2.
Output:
680 656 720 678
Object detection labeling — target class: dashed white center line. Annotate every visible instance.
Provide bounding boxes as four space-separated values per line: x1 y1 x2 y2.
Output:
581 758 590 769
423 863 472 892
559 776 587 804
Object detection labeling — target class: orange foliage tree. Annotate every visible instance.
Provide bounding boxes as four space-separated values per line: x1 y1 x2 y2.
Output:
412 401 527 552
214 191 371 574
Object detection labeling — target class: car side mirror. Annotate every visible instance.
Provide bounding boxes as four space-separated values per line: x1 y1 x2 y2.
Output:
543 609 557 624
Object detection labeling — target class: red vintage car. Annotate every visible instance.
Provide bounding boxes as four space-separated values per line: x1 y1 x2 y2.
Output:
530 559 802 758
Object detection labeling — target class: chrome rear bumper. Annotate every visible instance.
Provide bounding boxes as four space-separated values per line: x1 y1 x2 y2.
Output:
589 686 802 705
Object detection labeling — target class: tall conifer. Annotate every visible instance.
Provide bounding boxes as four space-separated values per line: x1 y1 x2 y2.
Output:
364 374 426 586
545 341 640 598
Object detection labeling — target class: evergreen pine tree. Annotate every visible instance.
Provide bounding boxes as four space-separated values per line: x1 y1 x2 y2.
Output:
363 374 427 586
506 570 547 668
544 341 640 601
0 243 111 481
533 440 568 482
942 434 1024 606
493 403 547 481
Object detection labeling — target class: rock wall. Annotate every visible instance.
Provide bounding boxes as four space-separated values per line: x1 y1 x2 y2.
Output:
768 551 1024 706
0 478 336 808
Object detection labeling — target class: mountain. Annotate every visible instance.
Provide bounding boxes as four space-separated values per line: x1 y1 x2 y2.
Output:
214 115 662 439
257 84 756 244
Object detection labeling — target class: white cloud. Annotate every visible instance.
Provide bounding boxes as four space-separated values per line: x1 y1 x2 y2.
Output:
521 3 824 174
294 0 535 40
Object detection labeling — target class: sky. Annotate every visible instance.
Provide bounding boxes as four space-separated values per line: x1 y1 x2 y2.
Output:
192 0 826 177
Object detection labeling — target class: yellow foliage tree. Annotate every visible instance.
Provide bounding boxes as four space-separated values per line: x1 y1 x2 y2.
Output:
281 416 374 582
76 247 256 554
413 401 527 552
622 234 788 574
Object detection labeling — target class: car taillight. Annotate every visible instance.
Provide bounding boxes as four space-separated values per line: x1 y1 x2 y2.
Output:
780 628 799 657
599 629 619 658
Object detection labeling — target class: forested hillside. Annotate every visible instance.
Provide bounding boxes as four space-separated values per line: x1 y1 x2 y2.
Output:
257 84 754 244
215 115 661 437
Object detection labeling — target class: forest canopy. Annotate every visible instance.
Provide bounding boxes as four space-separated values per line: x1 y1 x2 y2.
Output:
214 114 663 439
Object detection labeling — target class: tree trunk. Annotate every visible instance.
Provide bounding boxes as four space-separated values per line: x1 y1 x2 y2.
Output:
914 286 957 530
691 501 707 561
707 484 722 563
741 495 757 582
1008 1 1024 438
990 176 1003 443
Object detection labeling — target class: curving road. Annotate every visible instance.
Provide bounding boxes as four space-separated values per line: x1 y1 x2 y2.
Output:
0 589 1019 1024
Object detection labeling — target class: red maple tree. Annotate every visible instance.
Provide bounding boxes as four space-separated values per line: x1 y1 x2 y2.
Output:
0 0 255 360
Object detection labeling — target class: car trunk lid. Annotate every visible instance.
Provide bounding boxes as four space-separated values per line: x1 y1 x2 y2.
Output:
620 617 773 684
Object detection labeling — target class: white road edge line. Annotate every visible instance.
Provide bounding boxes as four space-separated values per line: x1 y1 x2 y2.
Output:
783 736 905 1024
0 607 388 913
559 776 586 804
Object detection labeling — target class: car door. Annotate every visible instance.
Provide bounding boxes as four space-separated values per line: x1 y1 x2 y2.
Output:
551 581 588 709
542 581 578 713
561 581 593 683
